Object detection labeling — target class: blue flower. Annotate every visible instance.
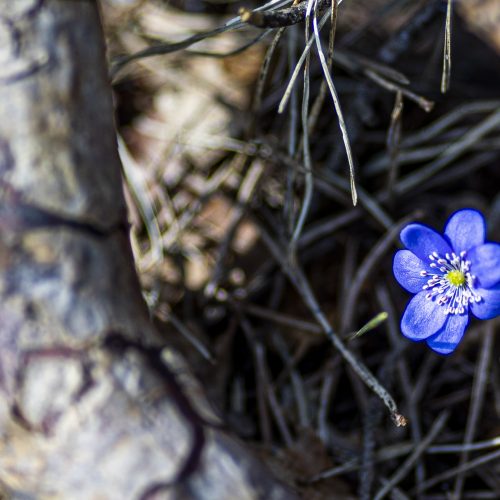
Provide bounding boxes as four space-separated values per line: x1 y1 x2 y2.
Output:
393 209 500 355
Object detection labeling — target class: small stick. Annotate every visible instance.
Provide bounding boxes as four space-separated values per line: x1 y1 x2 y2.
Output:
259 226 406 426
239 0 331 28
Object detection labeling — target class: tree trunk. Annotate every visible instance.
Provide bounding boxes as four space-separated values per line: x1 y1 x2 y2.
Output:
0 1 296 498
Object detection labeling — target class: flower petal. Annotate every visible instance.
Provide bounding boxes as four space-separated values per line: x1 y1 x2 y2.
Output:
470 284 500 320
393 250 428 293
401 291 448 340
444 209 485 254
468 243 500 289
426 313 469 355
400 223 452 262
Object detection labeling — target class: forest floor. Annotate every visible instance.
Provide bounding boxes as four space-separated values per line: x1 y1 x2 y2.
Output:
102 1 500 498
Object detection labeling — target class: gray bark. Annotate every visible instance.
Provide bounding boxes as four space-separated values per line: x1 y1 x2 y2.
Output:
0 1 296 498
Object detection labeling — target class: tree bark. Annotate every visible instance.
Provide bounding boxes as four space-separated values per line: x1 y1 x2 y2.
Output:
0 1 296 498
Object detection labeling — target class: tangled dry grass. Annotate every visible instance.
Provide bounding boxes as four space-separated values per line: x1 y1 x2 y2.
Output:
102 1 500 498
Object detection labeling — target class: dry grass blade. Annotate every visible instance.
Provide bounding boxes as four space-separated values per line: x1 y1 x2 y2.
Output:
396 108 500 194
402 101 500 148
376 284 426 494
428 437 500 454
241 303 322 334
441 0 453 93
453 322 495 498
110 0 290 78
386 91 404 200
119 136 163 265
253 28 286 120
317 173 393 229
312 5 357 205
188 30 271 58
374 411 450 500
111 23 241 80
168 312 215 363
288 0 316 258
334 49 410 85
413 448 500 494
307 0 337 134
364 69 434 112
278 11 330 113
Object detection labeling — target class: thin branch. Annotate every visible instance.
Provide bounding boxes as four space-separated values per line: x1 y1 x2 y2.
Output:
187 30 271 58
240 0 331 28
258 227 406 426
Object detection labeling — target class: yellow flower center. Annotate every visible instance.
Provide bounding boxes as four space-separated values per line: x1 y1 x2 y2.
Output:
446 269 466 287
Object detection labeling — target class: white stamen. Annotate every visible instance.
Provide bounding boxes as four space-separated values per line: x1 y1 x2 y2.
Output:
420 250 482 315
